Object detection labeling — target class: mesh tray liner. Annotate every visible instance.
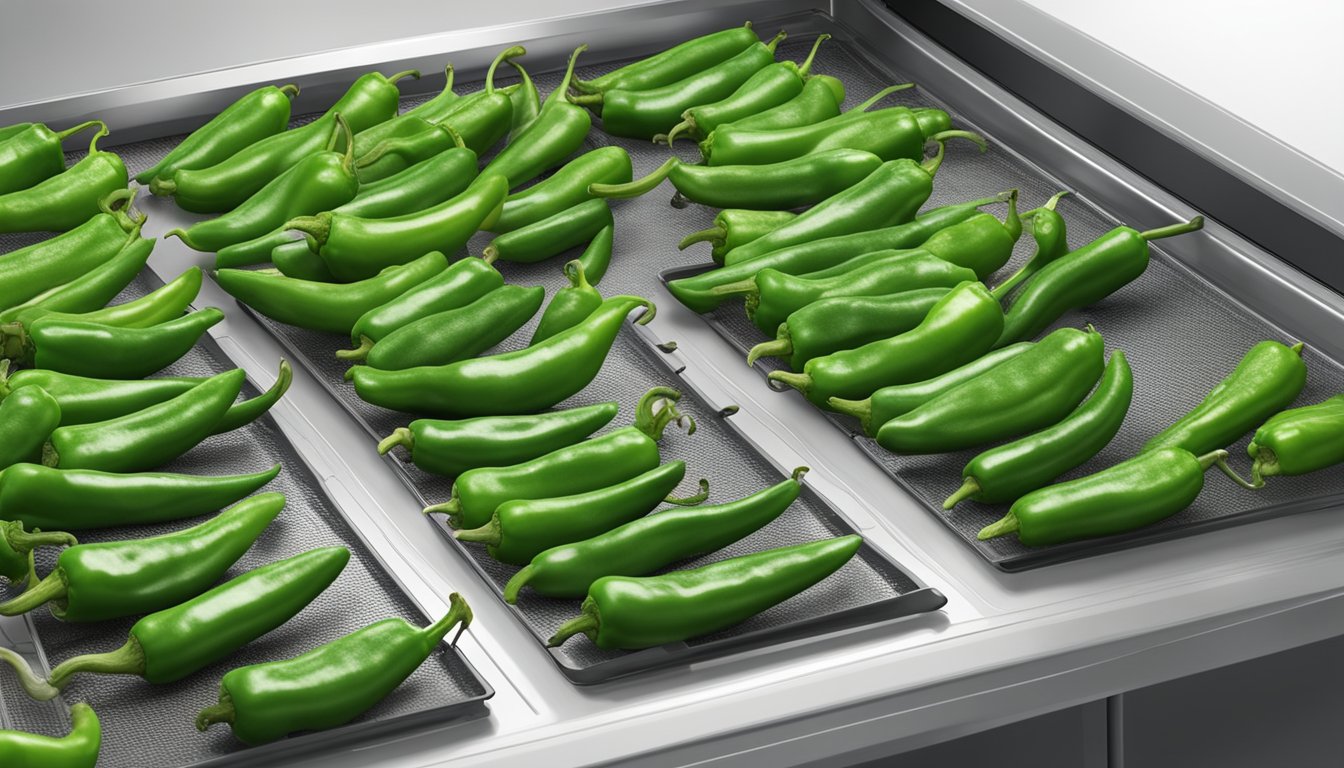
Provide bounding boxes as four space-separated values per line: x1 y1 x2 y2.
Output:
0 274 489 766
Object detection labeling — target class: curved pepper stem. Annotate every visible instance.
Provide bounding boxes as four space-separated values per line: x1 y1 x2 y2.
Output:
746 337 792 367
767 370 810 397
563 259 590 291
85 121 110 154
4 521 77 554
942 477 982 510
551 44 587 107
453 515 501 546
336 335 375 362
824 396 871 433
279 84 301 99
796 33 830 78
1139 215 1204 241
1198 449 1260 490
548 599 600 646
502 565 533 604
333 114 355 171
422 592 473 648
764 30 787 53
790 466 810 482
0 647 61 701
377 427 414 456
0 322 32 364
164 227 200 250
848 83 916 113
46 636 146 690
196 696 237 732
589 157 679 199
663 478 711 506
678 225 726 251
56 119 106 143
286 212 333 251
440 122 466 150
424 497 465 527
0 567 67 616
661 118 696 146
486 46 526 95
977 511 1019 540
633 386 690 441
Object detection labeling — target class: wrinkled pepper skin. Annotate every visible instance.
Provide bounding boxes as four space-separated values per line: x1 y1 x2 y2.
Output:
1248 394 1344 484
137 84 300 185
0 701 100 768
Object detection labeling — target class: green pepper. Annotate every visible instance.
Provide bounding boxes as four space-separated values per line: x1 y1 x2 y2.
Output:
1248 395 1344 485
0 520 75 586
0 701 100 768
991 191 1070 301
285 173 507 281
505 467 805 603
572 23 760 95
196 593 472 745
0 463 280 532
0 124 127 234
42 368 245 473
14 266 201 330
1 308 222 380
0 236 154 323
353 122 463 184
747 287 951 370
424 387 688 528
152 70 417 213
771 281 1003 407
0 385 61 470
531 260 602 344
216 251 449 335
351 115 438 166
593 148 884 211
455 461 707 565
379 402 619 477
578 224 615 285
709 73 850 134
435 48 523 156
0 120 104 196
403 64 458 120
549 535 861 650
0 123 33 142
491 146 631 233
505 59 542 142
44 547 349 691
482 45 593 190
136 84 300 185
574 33 784 140
1142 340 1307 456
482 199 612 265
0 492 283 620
869 326 1105 451
351 295 654 417
947 350 1133 508
979 449 1253 546
679 209 796 265
359 284 544 374
997 216 1204 346
829 343 1034 434
168 115 359 252
700 104 955 167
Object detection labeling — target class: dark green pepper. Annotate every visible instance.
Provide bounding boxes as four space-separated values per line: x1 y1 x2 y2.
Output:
1248 395 1344 485
0 235 153 323
571 23 760 95
491 146 632 233
15 266 201 330
0 385 61 470
0 124 127 233
1 308 223 380
0 520 75 586
136 84 300 185
482 45 593 190
0 120 104 196
679 209 796 265
700 104 955 167
482 199 612 265
991 190 1070 301
531 260 602 344
0 701 100 768
360 284 544 373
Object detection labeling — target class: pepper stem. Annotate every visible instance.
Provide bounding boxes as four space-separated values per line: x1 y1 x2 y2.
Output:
440 123 466 150
569 92 603 107
4 522 76 554
921 136 948 175
286 213 333 251
765 30 787 53
548 599 600 647
0 322 31 364
335 335 375 361
678 226 725 250
423 496 464 527
825 396 872 433
279 84 300 98
481 244 500 265
56 119 106 143
552 44 587 107
164 228 200 250
453 515 501 546
930 129 988 154
1202 450 1261 490
942 477 981 509
705 277 757 299
747 337 792 367
502 565 533 604
664 478 710 506
849 83 916 113
1003 186 1022 241
377 427 413 456
0 647 61 701
563 259 589 290
633 386 685 441
196 695 236 732
662 116 696 146
1140 215 1204 241
0 358 11 399
767 370 810 396
977 512 1019 540
487 46 526 95
85 122 109 154
388 69 421 85
790 466 810 482
796 34 830 77
1195 449 1231 471
47 636 146 690
1291 341 1305 356
335 114 354 171
1250 456 1275 488
589 157 680 199
423 592 473 647
0 568 67 616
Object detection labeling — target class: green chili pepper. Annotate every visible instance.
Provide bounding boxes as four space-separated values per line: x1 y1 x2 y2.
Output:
196 592 471 745
360 284 545 373
211 359 295 435
351 295 654 417
549 534 861 650
167 115 359 252
379 401 619 477
437 48 523 156
711 73 851 134
770 281 1003 406
701 103 957 167
666 193 1009 313
350 115 437 163
574 33 785 140
946 350 1133 509
424 387 688 528
491 146 632 233
0 235 153 323
0 701 100 768
354 122 464 184
991 191 1069 301
829 343 1034 434
1142 340 1307 457
456 462 708 565
42 369 245 473
14 266 201 330
748 287 951 369
659 34 830 144
404 64 458 121
482 199 612 265
152 69 417 212
998 216 1204 346
0 122 34 143
1247 395 1344 485
593 148 884 211
0 386 61 470
531 260 602 344
572 23 760 95
0 463 280 532
869 326 1105 451
680 209 796 265
506 467 805 603
0 492 283 620
506 60 542 142
285 173 507 281
0 120 104 196
216 251 449 334
270 244 338 281
0 125 127 234
0 520 75 586
578 224 615 285
136 84 300 185
483 46 592 190
44 546 348 691
978 448 1254 546
0 308 222 380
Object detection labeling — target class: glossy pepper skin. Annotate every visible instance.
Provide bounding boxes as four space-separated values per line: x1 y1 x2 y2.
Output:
506 467 806 603
532 260 602 344
998 216 1204 346
991 191 1070 301
1248 395 1344 485
483 45 593 190
1142 340 1307 457
0 492 283 621
0 120 103 195
424 387 688 529
492 146 632 234
0 463 280 532
593 149 883 211
354 122 464 184
572 23 759 95
379 401 619 477
44 547 349 691
0 124 127 234
436 48 522 156
701 105 954 167
946 350 1133 509
136 84 300 185
0 386 61 470
0 521 75 586
482 199 612 265
680 209 796 265
871 326 1105 451
361 285 544 373
506 60 542 142
715 73 848 133
403 64 459 120
0 233 152 323
217 251 449 335
152 69 417 212
2 308 223 380
549 535 861 650
0 701 100 768
15 266 202 330
577 224 615 285
748 287 951 370
43 368 245 473
196 593 473 746
455 461 706 565
978 449 1251 547
352 295 655 417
